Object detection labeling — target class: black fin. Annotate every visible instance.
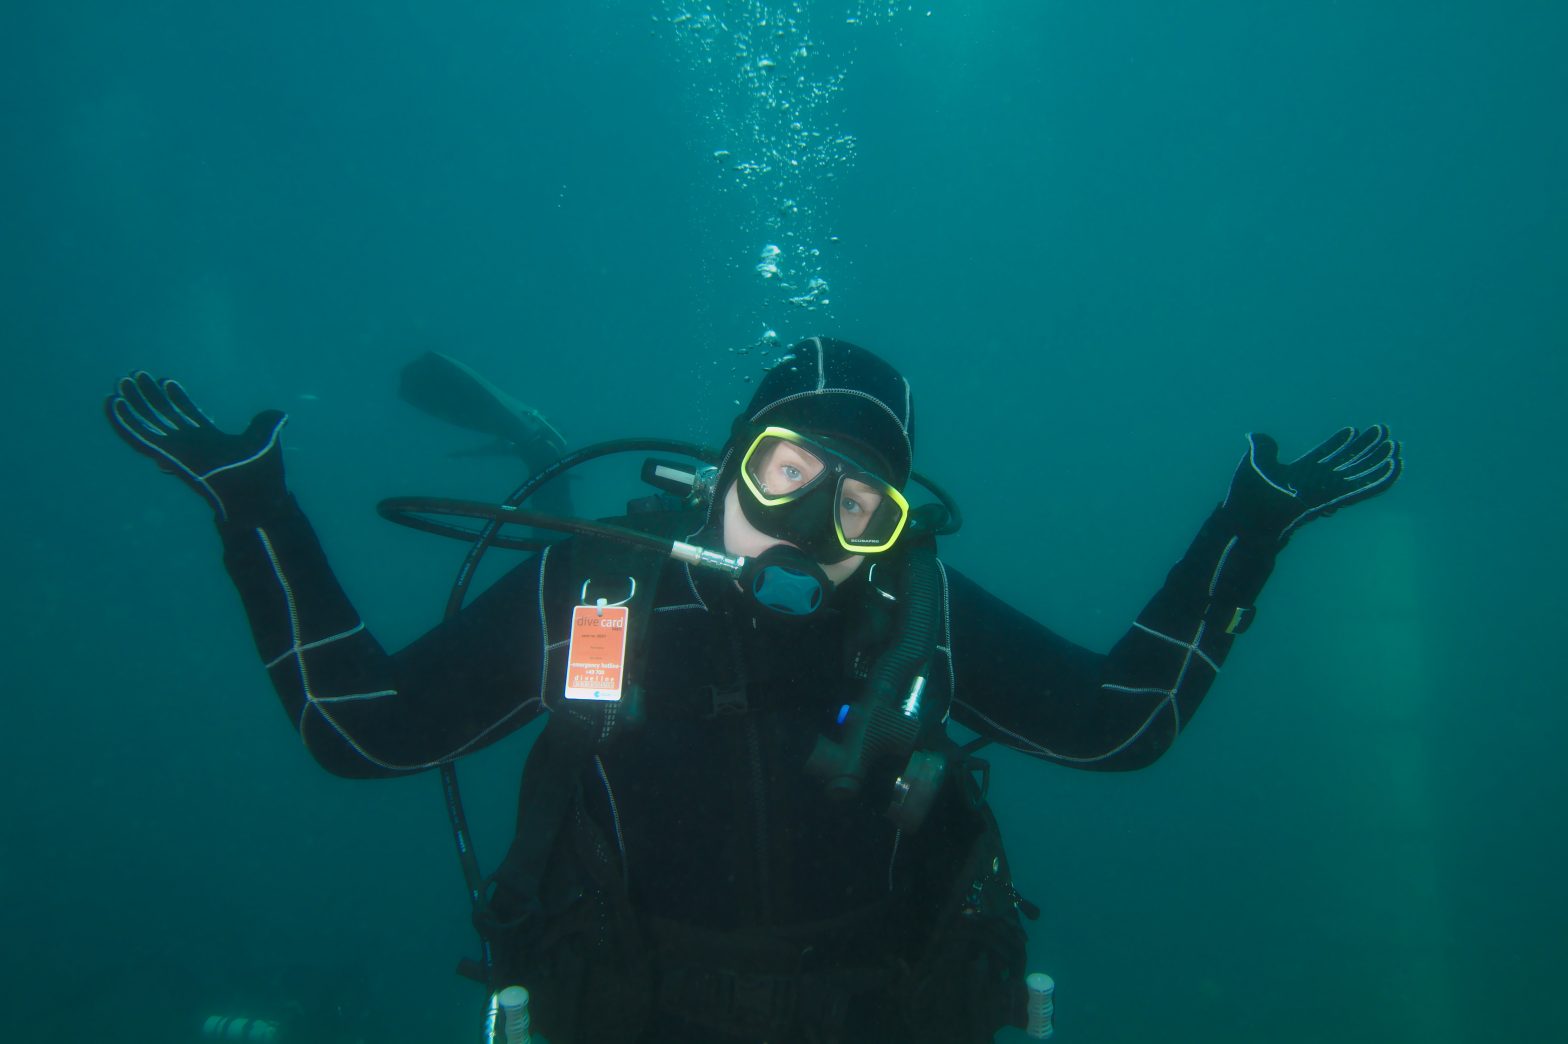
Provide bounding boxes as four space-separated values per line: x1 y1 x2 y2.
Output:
399 352 567 461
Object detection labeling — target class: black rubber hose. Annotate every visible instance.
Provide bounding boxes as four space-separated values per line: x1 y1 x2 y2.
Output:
447 438 715 616
910 470 963 536
378 497 684 559
863 538 941 709
378 437 718 616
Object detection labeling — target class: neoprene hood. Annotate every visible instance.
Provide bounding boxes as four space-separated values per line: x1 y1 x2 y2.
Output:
732 336 915 488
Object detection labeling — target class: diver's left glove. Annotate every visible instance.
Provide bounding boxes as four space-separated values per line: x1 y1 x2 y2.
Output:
106 372 289 525
1222 425 1403 545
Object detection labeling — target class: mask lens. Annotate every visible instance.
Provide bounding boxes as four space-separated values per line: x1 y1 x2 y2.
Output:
836 474 905 550
740 427 911 556
744 435 829 502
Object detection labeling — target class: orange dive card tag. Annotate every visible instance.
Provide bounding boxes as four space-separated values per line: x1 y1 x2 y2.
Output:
565 604 629 701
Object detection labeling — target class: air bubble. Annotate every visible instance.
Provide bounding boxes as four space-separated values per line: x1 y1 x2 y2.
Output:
658 1 920 338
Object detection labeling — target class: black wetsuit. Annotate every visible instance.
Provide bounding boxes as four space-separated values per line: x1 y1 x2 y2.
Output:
219 495 1276 1042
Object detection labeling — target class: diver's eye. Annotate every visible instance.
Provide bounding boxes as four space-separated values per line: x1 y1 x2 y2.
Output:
748 438 824 497
840 495 864 516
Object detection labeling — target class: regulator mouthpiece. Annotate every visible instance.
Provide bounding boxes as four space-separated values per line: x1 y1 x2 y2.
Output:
740 545 830 617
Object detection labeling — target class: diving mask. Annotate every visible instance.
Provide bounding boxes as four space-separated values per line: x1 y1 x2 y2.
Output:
738 426 911 563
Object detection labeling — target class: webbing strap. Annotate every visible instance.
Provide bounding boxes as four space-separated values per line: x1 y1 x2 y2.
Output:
648 913 896 1041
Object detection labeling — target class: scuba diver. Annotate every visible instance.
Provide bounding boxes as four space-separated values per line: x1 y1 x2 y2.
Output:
105 337 1402 1043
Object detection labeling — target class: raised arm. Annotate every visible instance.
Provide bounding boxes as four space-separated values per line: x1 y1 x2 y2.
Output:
106 372 546 778
949 426 1402 770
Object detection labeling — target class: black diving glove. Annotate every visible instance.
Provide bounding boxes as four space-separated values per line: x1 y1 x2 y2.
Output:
106 372 289 525
1222 425 1403 544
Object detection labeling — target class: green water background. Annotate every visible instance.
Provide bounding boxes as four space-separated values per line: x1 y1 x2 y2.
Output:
2 2 1563 1041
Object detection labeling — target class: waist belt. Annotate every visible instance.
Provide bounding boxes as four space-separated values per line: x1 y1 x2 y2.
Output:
649 682 827 719
647 910 897 1039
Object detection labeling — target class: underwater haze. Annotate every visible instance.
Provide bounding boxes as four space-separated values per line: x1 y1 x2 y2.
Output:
3 2 1564 1042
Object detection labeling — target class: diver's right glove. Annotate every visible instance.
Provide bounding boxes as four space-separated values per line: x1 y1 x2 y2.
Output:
1222 425 1402 545
106 372 289 525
